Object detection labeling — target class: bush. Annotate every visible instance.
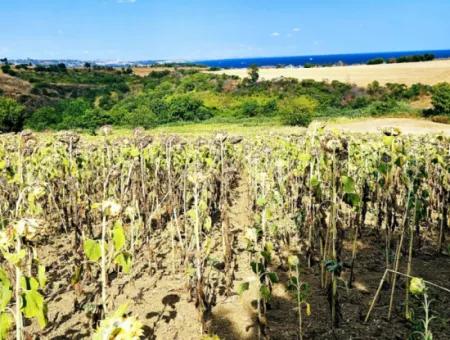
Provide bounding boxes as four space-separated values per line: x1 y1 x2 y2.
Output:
367 99 398 116
430 83 450 115
1 64 17 76
367 58 385 65
0 97 25 132
25 99 109 131
165 94 212 122
238 98 277 117
280 96 317 126
430 115 450 124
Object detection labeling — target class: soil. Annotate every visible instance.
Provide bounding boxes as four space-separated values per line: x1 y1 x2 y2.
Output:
23 172 450 340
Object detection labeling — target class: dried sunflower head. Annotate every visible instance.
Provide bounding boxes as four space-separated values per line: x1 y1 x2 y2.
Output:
102 200 122 217
93 305 143 340
13 218 43 240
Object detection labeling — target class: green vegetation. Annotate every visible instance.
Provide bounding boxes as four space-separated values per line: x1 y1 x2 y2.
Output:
367 58 385 65
0 129 448 339
430 82 450 115
0 97 25 132
0 63 447 133
280 95 317 126
367 53 435 65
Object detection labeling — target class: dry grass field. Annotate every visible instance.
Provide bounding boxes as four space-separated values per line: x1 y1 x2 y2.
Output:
211 59 450 86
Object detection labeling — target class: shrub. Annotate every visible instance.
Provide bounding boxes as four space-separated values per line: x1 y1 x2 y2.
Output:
367 99 398 116
25 99 109 131
430 83 450 115
367 58 385 65
165 94 212 122
0 97 25 132
247 64 259 84
430 115 450 124
280 96 317 126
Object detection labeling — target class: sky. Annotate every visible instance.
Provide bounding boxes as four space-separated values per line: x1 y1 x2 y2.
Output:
0 0 449 61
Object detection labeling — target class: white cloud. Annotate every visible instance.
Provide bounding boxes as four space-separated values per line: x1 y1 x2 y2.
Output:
292 27 301 32
270 32 280 37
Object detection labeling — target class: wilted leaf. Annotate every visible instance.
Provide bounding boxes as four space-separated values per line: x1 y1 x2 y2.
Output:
305 303 311 316
38 265 47 289
288 255 299 267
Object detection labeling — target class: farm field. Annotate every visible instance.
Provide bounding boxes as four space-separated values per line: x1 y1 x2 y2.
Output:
211 59 450 86
0 126 449 339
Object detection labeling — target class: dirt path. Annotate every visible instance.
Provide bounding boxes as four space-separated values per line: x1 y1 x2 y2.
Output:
211 173 257 339
324 118 450 135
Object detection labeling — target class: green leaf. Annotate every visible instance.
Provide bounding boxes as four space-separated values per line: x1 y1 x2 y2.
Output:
267 272 279 283
83 239 101 262
251 261 265 274
261 250 271 263
310 176 320 188
204 216 212 231
0 312 13 339
38 265 47 289
20 277 39 291
256 196 266 208
112 222 126 251
3 249 26 266
288 276 299 291
70 266 83 285
0 285 12 313
343 193 361 208
21 290 47 328
236 282 250 296
383 136 394 146
342 176 356 194
114 252 132 274
299 153 311 163
129 147 140 158
259 284 271 301
0 160 6 171
325 260 343 275
264 242 274 253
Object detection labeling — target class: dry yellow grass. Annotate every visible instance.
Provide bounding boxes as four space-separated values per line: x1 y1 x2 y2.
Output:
211 59 450 87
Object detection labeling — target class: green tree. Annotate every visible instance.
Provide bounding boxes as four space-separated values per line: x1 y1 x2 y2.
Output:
280 96 317 126
431 83 450 115
248 64 259 83
0 97 25 132
165 94 211 122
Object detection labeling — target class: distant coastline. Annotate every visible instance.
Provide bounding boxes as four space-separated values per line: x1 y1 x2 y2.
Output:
4 49 450 69
196 49 450 69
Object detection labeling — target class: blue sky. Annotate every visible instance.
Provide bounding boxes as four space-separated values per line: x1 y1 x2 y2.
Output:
0 0 449 61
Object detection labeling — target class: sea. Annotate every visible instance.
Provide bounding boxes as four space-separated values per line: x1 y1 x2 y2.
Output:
195 49 450 69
